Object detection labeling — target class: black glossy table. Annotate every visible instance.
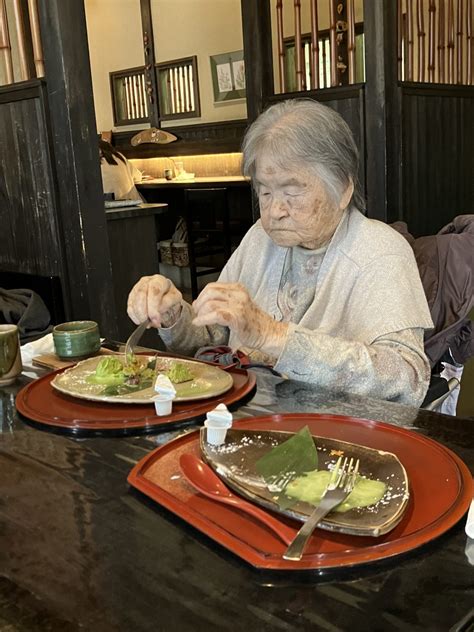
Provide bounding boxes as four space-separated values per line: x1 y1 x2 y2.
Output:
1 370 473 632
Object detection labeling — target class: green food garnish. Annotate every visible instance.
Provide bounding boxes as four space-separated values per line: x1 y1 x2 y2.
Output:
101 379 154 396
166 362 194 384
86 357 125 385
86 355 157 394
285 470 387 512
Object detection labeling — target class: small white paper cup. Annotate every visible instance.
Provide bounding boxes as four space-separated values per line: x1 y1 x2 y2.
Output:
154 395 173 417
204 420 230 446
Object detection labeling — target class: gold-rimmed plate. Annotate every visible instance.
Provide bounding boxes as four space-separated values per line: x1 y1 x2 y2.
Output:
51 355 233 404
200 428 410 537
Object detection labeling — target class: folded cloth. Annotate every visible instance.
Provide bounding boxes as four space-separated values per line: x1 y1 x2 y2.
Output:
20 333 55 378
0 288 52 342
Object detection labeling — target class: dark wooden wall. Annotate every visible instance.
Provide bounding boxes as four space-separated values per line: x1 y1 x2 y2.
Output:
0 81 61 277
399 83 474 236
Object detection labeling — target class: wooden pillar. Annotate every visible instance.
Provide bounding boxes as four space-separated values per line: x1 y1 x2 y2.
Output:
241 0 274 124
140 0 160 127
37 0 118 338
363 0 401 222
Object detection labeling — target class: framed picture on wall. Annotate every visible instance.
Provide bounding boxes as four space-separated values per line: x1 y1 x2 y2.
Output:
210 50 246 102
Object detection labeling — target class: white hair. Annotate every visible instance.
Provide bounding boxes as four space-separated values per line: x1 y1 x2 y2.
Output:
242 98 365 210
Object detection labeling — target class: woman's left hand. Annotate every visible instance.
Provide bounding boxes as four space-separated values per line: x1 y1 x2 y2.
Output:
192 282 288 354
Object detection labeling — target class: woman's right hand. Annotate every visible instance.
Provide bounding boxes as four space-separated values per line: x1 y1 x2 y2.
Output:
127 275 183 328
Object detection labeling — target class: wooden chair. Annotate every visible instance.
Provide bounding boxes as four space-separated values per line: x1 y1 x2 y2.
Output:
183 187 232 299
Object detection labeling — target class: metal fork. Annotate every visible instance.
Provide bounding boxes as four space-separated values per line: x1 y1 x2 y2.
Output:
124 319 150 364
267 470 295 493
282 457 360 561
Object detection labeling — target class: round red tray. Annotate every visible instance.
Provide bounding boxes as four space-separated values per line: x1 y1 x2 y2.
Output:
16 367 256 435
128 413 473 571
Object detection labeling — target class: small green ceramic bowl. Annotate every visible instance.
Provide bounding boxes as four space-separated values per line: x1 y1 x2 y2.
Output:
53 320 100 359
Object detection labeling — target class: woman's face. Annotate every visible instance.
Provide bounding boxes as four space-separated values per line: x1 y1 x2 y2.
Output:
255 154 352 250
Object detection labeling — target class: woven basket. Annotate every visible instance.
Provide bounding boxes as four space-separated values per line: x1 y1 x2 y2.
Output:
159 240 173 265
171 242 189 267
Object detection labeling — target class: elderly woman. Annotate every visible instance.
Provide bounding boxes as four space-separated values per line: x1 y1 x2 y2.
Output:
127 99 433 405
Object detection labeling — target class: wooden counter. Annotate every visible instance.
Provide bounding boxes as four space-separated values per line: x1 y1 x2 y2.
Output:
105 201 169 219
137 175 250 189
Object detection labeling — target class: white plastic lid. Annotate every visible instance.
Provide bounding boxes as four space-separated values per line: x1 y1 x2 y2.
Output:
154 373 177 397
206 403 232 427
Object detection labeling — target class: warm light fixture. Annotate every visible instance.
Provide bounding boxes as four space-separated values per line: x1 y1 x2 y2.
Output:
131 127 178 146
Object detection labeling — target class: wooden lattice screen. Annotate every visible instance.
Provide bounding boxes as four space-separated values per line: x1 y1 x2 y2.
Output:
275 0 360 92
398 0 474 84
0 0 44 85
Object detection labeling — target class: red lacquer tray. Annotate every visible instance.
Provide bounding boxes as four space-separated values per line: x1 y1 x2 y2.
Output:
16 367 255 434
128 413 473 571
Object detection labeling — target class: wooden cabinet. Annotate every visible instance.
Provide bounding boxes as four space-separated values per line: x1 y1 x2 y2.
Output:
137 178 253 247
106 203 169 346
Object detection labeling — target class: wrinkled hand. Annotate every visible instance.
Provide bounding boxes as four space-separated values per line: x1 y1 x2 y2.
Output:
192 282 288 355
127 275 183 328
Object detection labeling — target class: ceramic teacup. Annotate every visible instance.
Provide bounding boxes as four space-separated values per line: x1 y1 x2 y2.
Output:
52 320 100 359
0 324 23 385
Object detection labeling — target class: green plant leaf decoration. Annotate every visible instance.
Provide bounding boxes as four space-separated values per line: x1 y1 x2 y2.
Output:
255 426 318 507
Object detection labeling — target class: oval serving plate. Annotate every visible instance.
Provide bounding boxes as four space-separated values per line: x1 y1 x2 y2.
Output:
200 428 409 537
52 355 233 404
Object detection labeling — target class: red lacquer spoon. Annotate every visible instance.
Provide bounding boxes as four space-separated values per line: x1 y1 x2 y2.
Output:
179 453 296 545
